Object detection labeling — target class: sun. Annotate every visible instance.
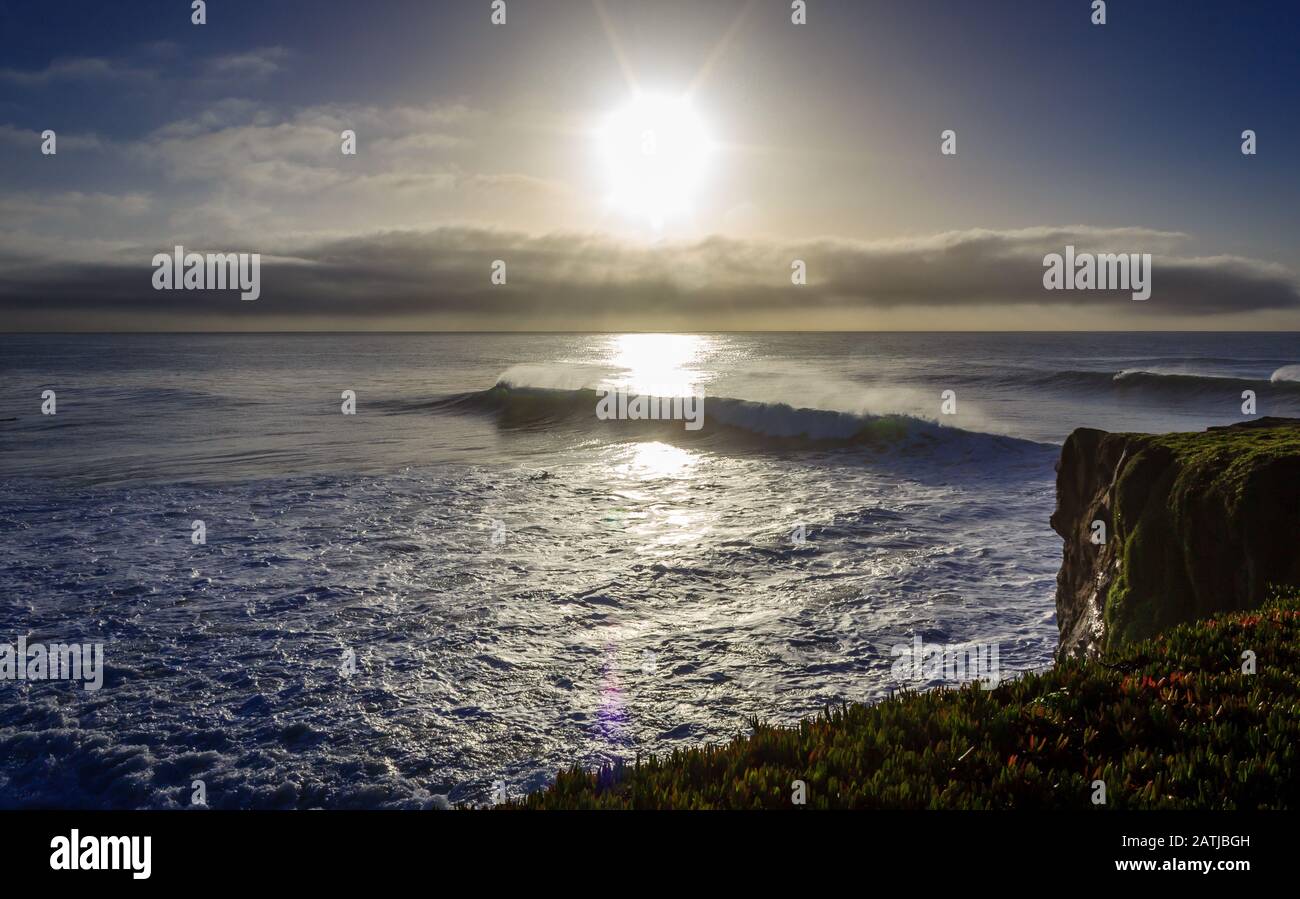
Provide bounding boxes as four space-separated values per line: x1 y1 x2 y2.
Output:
596 93 715 229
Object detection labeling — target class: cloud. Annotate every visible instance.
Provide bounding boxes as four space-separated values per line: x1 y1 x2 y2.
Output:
0 45 289 90
0 226 1295 329
133 100 477 192
202 47 292 81
0 56 154 85
0 95 558 251
0 123 105 151
0 191 152 221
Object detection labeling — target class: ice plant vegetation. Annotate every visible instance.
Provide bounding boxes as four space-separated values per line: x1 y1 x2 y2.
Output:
514 591 1300 809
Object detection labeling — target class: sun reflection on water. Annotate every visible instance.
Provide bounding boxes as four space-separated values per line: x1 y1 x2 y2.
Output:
606 333 712 398
621 441 697 477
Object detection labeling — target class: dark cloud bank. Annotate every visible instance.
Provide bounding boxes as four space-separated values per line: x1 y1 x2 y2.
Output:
1 226 1296 330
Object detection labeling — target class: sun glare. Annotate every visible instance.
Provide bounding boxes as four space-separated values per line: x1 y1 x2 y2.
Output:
607 333 710 397
623 441 698 478
596 93 714 229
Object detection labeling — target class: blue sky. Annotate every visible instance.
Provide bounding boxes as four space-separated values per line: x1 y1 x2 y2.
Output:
1 0 1297 329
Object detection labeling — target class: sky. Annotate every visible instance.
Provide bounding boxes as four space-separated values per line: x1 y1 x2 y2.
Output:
1 0 1297 331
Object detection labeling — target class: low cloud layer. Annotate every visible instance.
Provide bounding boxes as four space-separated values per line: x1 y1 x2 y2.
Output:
2 32 1297 331
0 225 1296 330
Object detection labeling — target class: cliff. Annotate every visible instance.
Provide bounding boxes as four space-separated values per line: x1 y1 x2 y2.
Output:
1052 417 1300 658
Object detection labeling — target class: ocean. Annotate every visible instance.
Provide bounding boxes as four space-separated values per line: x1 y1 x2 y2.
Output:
1 331 1298 808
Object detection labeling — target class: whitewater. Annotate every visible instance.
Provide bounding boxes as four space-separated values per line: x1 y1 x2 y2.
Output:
1 331 1297 807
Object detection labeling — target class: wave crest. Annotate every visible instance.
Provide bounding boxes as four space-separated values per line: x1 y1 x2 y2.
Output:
1040 368 1300 397
433 383 1043 453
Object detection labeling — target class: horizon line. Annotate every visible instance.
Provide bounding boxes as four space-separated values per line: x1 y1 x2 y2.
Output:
5 329 1300 336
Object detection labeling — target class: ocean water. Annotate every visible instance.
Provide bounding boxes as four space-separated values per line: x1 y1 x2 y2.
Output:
1 331 1298 808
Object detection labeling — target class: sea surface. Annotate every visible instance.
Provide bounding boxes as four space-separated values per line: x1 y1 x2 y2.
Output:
1 331 1298 808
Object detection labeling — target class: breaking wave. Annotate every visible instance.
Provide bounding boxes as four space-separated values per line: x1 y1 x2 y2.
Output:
429 382 1046 452
1038 368 1300 398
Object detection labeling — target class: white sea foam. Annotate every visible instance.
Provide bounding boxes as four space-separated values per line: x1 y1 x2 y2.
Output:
2 331 1297 807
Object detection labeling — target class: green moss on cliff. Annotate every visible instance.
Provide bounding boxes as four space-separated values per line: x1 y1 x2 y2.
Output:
512 593 1300 809
1149 425 1300 507
1104 424 1300 649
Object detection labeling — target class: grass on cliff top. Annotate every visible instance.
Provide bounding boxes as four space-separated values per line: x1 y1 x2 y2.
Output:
1128 423 1300 511
1103 423 1300 648
514 592 1300 810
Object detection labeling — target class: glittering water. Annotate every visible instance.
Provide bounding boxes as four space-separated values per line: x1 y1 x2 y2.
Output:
1 332 1297 807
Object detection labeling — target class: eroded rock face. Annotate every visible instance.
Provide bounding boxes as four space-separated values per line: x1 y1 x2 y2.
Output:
1050 428 1119 659
1051 418 1300 659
